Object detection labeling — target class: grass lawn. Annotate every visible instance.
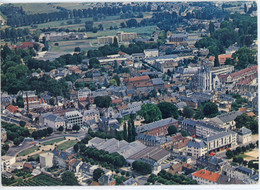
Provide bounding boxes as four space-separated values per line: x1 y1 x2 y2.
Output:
18 146 39 156
56 140 78 151
42 138 65 146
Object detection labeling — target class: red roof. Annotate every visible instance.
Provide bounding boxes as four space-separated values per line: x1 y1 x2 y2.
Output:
231 65 257 78
193 169 220 182
6 105 18 113
128 75 150 82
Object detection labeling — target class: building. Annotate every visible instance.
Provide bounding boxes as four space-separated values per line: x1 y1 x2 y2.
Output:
83 109 100 123
208 111 243 130
203 131 237 153
182 119 197 136
97 36 115 45
116 31 137 42
168 33 188 45
196 156 226 171
192 169 244 185
136 117 178 136
135 133 173 147
192 169 220 185
64 110 83 129
123 177 138 185
125 75 153 90
98 174 116 186
43 114 65 130
52 150 70 168
78 88 91 100
195 121 225 138
1 156 16 172
39 152 54 168
186 140 208 158
209 54 232 65
237 127 252 144
144 49 159 58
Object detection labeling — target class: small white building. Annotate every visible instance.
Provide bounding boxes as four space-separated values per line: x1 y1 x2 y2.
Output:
144 49 159 58
186 140 208 158
40 152 54 168
65 110 83 129
237 127 252 144
1 156 16 172
43 114 65 130
83 109 100 123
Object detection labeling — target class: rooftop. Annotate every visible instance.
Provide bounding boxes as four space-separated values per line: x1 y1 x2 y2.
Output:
192 169 220 182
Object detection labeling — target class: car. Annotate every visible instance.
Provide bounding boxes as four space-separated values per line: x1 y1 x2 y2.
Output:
30 142 35 145
41 137 46 139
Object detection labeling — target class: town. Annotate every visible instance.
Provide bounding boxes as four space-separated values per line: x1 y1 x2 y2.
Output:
1 1 259 187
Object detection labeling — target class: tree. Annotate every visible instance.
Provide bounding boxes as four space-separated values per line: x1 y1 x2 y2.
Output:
74 47 81 53
72 124 80 132
236 147 242 154
109 79 117 86
214 54 220 67
93 168 104 181
123 122 127 141
89 58 100 68
47 127 53 135
19 121 26 127
16 96 24 108
112 37 119 48
226 150 234 159
209 21 215 34
139 103 162 123
61 171 78 185
157 102 178 119
132 161 152 175
57 126 64 132
237 156 244 165
112 75 121 86
182 106 194 118
73 143 79 152
94 96 112 108
202 102 218 117
49 98 55 106
167 125 177 135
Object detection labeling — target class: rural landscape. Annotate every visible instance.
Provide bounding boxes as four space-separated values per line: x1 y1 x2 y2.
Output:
0 1 259 187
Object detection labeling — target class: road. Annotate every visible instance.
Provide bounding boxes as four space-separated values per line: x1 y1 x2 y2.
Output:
6 130 87 157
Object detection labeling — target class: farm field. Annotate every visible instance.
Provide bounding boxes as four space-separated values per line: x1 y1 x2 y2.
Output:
14 3 58 14
18 146 39 157
56 140 78 151
12 174 63 186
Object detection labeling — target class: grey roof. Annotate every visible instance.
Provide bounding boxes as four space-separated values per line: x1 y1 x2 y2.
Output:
136 117 177 133
45 114 64 122
98 174 115 185
136 133 172 144
52 150 69 160
152 78 164 85
237 127 252 135
217 175 245 184
83 109 99 116
182 118 198 126
187 140 207 148
203 131 236 142
123 178 137 185
236 166 254 175
177 101 187 109
215 111 243 123
196 121 224 132
197 156 224 166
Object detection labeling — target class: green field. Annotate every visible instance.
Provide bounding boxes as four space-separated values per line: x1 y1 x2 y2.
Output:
42 138 65 146
12 174 63 186
18 146 39 156
56 140 78 151
14 3 58 15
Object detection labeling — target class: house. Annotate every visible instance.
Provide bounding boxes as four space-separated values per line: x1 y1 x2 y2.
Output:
135 133 173 148
152 78 165 90
237 127 252 144
195 121 225 138
43 114 65 130
186 139 207 158
6 104 19 114
83 109 100 123
125 75 153 90
236 166 255 177
23 163 34 172
123 177 138 185
169 162 195 175
98 174 116 186
52 150 70 168
181 118 197 136
136 117 178 136
192 169 244 185
196 156 226 171
208 111 243 130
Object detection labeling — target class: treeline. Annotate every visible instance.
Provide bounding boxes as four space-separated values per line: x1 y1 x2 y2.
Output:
195 14 257 56
0 28 30 43
148 170 197 185
76 142 126 168
87 41 159 58
2 122 30 146
1 3 152 27
31 127 53 139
